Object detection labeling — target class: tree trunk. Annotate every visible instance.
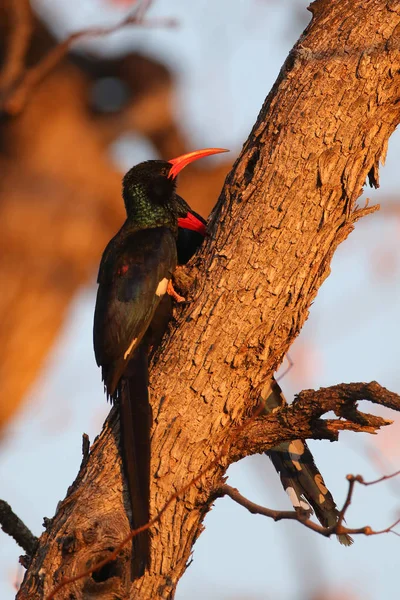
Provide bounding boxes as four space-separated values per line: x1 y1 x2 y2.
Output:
17 1 400 598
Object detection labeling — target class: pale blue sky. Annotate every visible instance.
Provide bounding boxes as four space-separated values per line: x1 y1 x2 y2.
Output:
1 2 399 598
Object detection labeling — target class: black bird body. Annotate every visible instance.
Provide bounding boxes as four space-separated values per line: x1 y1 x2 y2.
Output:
94 225 177 397
94 155 217 400
93 148 227 579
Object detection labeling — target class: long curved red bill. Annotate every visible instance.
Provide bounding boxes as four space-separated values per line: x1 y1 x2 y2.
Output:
168 147 229 179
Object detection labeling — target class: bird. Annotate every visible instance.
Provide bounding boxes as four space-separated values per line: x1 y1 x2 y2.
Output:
93 147 228 579
261 379 353 545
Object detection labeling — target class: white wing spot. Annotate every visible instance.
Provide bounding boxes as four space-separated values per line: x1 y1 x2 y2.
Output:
300 499 310 511
286 487 310 512
286 486 301 508
156 277 169 297
124 337 137 360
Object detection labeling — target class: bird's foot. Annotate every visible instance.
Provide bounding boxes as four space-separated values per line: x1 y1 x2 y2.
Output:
167 280 186 303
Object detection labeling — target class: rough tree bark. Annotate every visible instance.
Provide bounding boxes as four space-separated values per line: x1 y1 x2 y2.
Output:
16 1 400 599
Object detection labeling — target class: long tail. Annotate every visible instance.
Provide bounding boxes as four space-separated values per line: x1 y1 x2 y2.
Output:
119 345 152 578
261 379 353 546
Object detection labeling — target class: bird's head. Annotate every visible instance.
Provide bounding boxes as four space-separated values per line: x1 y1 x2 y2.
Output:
122 148 228 225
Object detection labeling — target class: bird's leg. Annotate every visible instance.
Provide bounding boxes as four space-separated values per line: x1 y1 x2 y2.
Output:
167 280 185 303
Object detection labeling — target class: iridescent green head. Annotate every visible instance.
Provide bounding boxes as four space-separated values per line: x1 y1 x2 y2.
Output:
122 148 229 228
122 160 181 227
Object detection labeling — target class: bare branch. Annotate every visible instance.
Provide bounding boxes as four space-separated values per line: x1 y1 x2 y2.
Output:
1 6 177 116
235 381 398 458
357 471 400 486
294 381 400 413
275 353 294 383
0 0 33 90
218 472 400 540
0 499 38 555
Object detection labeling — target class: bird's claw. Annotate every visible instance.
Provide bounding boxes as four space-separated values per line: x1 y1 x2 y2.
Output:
167 280 186 303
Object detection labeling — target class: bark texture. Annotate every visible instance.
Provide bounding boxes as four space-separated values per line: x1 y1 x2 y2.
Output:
17 1 400 599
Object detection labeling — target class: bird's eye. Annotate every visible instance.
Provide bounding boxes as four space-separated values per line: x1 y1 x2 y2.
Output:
151 175 170 201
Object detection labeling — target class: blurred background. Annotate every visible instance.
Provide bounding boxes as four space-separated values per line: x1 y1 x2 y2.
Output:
0 1 399 598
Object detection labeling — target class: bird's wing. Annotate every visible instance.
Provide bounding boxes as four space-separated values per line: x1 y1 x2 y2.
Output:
93 226 177 397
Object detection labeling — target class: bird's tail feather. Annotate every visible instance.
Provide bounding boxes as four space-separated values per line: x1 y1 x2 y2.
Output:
119 345 152 578
261 379 353 546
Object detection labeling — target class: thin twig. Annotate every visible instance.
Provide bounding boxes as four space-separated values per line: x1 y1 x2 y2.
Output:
275 352 293 383
0 0 33 90
2 8 177 116
0 499 38 555
136 0 154 21
354 470 400 486
218 473 400 540
336 475 357 532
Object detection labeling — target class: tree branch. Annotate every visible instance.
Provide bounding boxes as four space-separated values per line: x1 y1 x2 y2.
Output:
218 472 400 541
0 499 38 556
0 0 33 90
1 4 177 116
233 381 399 459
